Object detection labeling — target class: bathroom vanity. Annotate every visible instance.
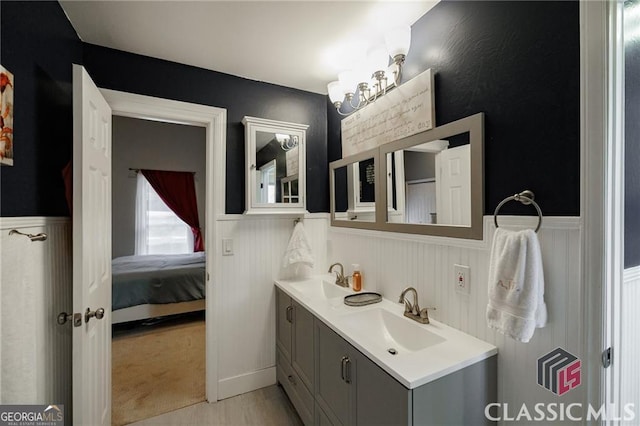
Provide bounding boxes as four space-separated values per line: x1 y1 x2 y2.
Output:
275 276 498 426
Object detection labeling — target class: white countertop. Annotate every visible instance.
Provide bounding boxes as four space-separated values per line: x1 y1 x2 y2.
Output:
275 274 497 389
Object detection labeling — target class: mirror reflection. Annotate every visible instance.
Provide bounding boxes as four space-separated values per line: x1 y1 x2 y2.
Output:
333 157 376 222
255 131 300 204
387 132 471 226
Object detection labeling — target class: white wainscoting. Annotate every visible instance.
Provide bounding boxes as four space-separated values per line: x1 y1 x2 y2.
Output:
0 217 72 422
216 214 328 399
621 265 640 424
0 213 588 424
328 216 584 424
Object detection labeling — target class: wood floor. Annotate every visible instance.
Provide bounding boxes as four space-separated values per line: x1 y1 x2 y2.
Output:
129 385 303 426
112 312 206 425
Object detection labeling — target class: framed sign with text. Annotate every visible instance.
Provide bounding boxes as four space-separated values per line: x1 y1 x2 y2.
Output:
341 69 435 158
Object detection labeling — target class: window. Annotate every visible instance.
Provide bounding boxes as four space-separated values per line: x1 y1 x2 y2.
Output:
135 174 193 255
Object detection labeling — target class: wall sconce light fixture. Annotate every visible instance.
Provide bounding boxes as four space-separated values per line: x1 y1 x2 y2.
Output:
327 26 411 116
276 133 299 151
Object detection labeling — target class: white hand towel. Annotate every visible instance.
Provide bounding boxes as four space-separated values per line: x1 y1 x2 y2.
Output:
282 222 315 269
486 228 547 343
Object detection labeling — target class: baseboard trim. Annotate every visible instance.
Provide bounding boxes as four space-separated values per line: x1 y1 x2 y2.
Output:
217 367 276 400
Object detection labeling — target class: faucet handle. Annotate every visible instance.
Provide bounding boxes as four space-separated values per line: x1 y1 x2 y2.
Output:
419 307 436 319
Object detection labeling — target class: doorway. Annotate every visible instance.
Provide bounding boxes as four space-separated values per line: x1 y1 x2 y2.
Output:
606 1 640 421
101 89 226 408
110 116 207 424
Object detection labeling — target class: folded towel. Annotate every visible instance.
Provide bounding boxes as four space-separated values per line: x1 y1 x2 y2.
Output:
486 228 547 343
282 222 315 269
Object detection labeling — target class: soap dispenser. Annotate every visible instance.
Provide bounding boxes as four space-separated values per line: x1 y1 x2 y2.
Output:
352 264 362 292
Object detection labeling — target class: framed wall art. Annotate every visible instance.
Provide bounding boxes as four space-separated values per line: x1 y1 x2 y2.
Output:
1 65 14 166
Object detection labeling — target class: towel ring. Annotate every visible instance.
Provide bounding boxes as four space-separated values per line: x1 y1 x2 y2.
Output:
493 190 543 233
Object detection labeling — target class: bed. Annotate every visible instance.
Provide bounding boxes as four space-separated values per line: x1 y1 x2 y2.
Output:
111 252 206 324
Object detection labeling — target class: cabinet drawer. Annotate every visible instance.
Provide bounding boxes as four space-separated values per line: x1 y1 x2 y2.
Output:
277 349 314 425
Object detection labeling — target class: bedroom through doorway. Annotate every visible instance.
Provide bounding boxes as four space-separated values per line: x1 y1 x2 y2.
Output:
110 116 207 425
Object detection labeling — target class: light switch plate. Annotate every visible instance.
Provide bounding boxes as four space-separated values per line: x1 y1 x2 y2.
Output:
454 264 470 295
222 238 234 256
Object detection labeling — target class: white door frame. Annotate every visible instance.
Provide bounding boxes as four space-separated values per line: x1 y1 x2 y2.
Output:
101 89 227 403
580 0 625 416
603 1 626 420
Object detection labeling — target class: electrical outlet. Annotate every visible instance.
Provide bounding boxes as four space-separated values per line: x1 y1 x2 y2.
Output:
454 264 470 295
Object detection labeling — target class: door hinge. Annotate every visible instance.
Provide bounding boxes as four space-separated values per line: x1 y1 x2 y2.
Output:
602 347 612 368
207 272 210 281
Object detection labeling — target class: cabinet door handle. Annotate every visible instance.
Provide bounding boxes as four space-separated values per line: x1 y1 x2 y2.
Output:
286 305 293 323
344 357 352 384
340 356 348 382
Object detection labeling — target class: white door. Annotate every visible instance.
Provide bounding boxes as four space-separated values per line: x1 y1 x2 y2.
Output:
435 145 471 226
72 64 112 425
406 180 436 224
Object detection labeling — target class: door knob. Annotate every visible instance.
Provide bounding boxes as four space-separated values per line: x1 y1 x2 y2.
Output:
57 312 82 327
85 307 105 323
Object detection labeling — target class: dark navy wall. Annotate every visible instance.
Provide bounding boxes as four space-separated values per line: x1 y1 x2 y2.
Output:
82 44 327 214
328 0 580 216
625 22 640 268
0 1 327 216
1 0 581 218
0 1 83 216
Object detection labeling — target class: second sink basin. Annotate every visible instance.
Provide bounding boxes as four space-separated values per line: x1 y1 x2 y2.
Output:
289 279 351 300
339 308 445 353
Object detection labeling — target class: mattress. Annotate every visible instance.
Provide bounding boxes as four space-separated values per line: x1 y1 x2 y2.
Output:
112 252 206 311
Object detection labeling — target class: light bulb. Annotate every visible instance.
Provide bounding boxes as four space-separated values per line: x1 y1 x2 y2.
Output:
385 26 411 59
327 81 345 104
338 70 358 96
367 45 390 75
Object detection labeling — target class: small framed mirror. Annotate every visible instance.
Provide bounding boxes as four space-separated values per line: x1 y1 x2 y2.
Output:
330 148 379 227
379 113 484 239
242 116 308 214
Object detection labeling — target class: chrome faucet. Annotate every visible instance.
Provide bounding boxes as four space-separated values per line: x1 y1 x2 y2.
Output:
328 262 349 287
398 286 435 324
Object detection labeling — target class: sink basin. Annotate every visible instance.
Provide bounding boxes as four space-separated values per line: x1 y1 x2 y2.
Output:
339 308 445 353
289 279 351 300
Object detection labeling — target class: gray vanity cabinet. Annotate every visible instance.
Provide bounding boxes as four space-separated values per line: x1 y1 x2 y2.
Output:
276 288 293 361
276 286 497 426
315 320 410 426
276 288 315 425
315 320 356 426
354 350 411 426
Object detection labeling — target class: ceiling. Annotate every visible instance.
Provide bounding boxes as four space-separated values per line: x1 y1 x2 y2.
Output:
59 1 438 95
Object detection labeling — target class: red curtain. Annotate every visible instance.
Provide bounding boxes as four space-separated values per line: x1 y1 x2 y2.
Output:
141 169 204 252
62 160 73 216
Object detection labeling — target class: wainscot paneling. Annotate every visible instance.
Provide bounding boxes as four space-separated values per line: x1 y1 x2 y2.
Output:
621 266 640 424
328 216 584 425
0 217 72 424
216 214 328 399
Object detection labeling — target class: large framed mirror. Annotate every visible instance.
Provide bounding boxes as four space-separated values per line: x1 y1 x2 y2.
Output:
379 113 484 239
329 113 484 239
242 116 309 214
330 148 380 228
